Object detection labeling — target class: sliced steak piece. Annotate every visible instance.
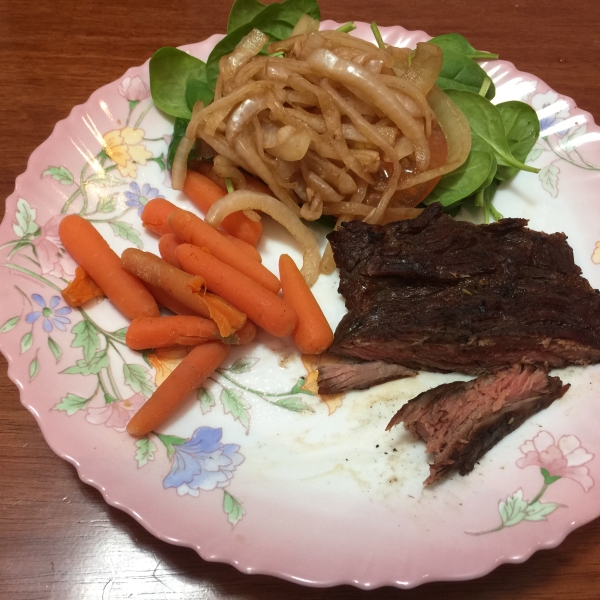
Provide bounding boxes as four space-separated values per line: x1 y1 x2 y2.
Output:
386 364 570 485
328 203 600 374
318 361 417 394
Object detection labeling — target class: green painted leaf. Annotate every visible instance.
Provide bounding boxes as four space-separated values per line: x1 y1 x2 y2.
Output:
227 357 259 374
290 376 307 394
223 490 245 525
96 194 117 213
123 363 155 397
48 336 62 362
445 90 539 173
85 171 125 188
20 331 33 353
29 357 40 380
272 397 314 412
54 393 91 415
428 33 498 60
435 48 495 100
539 164 560 197
63 350 108 375
527 144 544 162
221 388 250 430
150 47 209 119
424 149 494 206
13 198 38 238
135 437 158 468
157 433 187 458
110 222 143 249
228 0 266 33
499 489 528 527
541 467 562 485
42 166 74 185
104 393 118 404
72 319 100 363
198 387 216 414
495 101 541 181
206 0 320 89
0 316 20 333
524 500 560 521
112 327 128 342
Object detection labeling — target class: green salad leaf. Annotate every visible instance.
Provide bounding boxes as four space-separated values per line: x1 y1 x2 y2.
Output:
434 48 495 100
149 47 209 119
206 0 320 89
227 0 266 33
428 33 498 60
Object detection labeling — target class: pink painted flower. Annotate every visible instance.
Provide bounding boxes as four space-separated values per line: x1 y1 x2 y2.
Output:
86 393 146 432
517 431 594 491
118 76 150 102
32 215 77 279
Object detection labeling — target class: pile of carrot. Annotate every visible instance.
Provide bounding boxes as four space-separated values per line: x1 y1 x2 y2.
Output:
58 170 333 438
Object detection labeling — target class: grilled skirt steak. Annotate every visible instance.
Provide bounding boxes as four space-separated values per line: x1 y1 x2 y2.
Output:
386 364 570 485
328 203 600 374
317 361 417 394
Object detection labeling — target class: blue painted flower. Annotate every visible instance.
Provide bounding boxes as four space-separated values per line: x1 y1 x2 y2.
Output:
26 294 72 333
164 427 244 497
124 182 163 216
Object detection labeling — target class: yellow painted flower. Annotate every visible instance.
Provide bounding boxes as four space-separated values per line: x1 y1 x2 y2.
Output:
301 353 345 416
147 346 188 386
103 126 153 178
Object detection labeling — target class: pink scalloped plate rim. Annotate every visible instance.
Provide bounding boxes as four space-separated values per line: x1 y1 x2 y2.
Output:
2 20 600 589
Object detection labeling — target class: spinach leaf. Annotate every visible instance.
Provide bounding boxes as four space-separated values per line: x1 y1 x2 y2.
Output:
423 150 495 206
150 47 209 119
494 100 540 181
476 178 502 223
167 117 193 170
206 0 320 89
429 33 498 60
445 90 539 173
227 0 266 33
435 48 495 100
185 78 215 112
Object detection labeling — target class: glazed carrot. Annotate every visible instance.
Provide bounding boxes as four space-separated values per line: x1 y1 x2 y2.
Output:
121 248 246 337
126 316 222 349
141 198 178 235
61 266 105 307
176 244 297 338
59 215 159 319
224 233 262 263
168 208 280 294
226 319 257 345
144 283 199 316
127 341 230 437
183 171 262 247
279 254 333 354
158 233 182 268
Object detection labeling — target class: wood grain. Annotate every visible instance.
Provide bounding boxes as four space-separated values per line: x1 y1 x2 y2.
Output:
2 1 600 598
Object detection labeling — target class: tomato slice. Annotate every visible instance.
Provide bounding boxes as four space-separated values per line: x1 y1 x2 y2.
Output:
393 123 449 208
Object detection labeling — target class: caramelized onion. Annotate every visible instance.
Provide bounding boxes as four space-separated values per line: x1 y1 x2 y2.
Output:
206 190 321 286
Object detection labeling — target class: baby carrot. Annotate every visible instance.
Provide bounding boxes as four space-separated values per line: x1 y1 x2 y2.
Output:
176 244 297 338
144 283 199 316
279 254 333 354
228 319 257 345
127 340 230 437
223 233 262 263
59 215 159 319
168 208 280 294
126 315 222 349
183 171 262 247
61 266 105 307
121 248 246 337
158 233 182 268
141 198 179 235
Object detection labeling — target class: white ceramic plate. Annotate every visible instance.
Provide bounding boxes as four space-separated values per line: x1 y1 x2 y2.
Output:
2 21 600 589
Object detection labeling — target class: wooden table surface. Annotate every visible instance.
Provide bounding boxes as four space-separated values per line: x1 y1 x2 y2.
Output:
2 1 600 598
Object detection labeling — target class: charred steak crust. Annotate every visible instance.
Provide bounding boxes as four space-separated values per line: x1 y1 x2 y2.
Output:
386 364 570 485
328 203 600 374
317 361 417 394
